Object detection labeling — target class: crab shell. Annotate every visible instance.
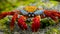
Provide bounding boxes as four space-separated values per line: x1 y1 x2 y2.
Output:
24 6 37 12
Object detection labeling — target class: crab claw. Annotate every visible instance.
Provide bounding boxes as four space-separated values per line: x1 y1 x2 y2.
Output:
10 13 18 31
31 16 40 32
18 16 27 30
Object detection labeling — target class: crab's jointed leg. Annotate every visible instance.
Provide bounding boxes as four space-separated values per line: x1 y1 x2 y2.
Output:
0 10 20 19
18 16 28 30
10 13 18 31
31 16 41 32
44 10 60 23
0 12 15 19
0 10 20 31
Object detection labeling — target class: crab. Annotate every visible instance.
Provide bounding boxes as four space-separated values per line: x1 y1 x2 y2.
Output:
0 6 60 32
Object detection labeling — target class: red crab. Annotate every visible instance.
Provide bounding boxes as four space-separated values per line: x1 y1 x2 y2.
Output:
0 6 60 32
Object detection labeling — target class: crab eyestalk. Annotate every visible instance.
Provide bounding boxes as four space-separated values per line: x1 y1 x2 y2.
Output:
31 16 40 32
10 13 18 31
18 16 27 30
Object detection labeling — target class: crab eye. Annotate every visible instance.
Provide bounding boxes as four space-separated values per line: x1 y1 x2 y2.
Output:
32 13 35 17
28 12 32 17
32 14 34 17
28 12 35 17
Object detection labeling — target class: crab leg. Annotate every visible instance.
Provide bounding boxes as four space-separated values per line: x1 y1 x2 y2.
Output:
18 16 27 30
31 16 40 32
52 11 60 18
44 10 59 23
44 10 57 20
0 10 20 19
10 13 18 31
0 11 16 19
